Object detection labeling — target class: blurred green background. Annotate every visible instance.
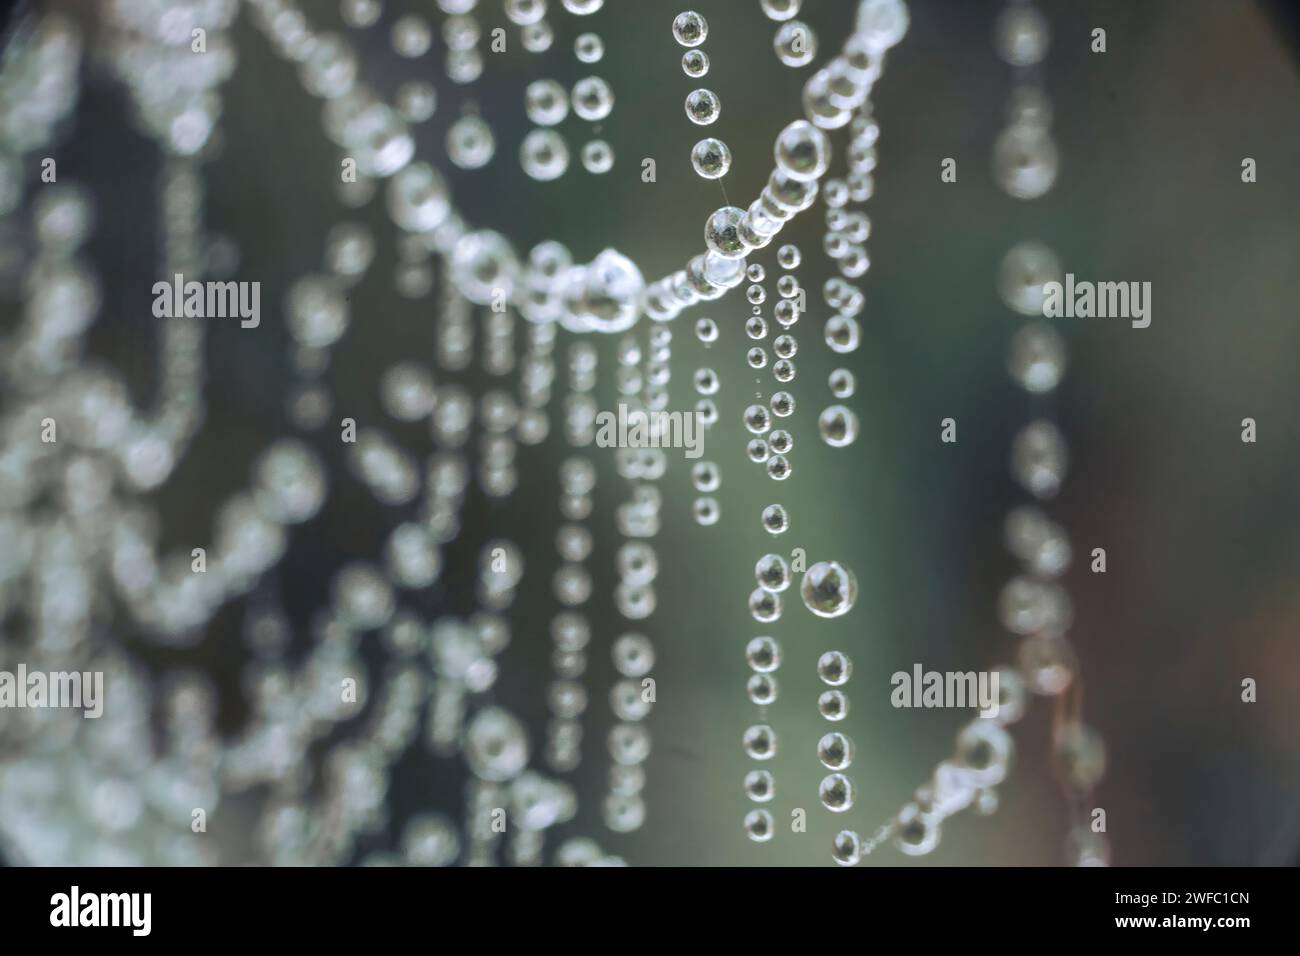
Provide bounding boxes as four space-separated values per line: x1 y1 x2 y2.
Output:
34 0 1300 865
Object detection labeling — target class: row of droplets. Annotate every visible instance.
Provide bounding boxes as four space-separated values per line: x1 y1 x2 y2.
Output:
992 0 1109 867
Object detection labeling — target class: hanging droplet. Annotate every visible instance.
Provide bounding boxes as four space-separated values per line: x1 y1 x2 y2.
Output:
525 79 569 126
581 139 615 174
755 554 791 592
818 689 849 721
761 0 802 23
691 138 732 179
824 316 861 353
998 241 1062 315
818 404 859 447
743 809 774 842
571 76 615 121
774 21 817 67
693 496 720 525
704 205 747 258
819 772 854 812
831 829 862 866
745 636 782 672
1007 321 1065 393
744 404 772 434
745 769 775 803
672 11 708 47
520 129 570 181
747 673 778 705
774 120 830 181
994 4 1051 68
446 115 495 169
801 560 858 618
761 504 789 535
681 49 709 78
1011 420 1068 498
749 587 782 623
684 88 721 125
574 32 604 63
817 731 854 770
742 723 777 760
992 124 1059 200
954 720 1014 787
893 803 942 857
817 650 852 686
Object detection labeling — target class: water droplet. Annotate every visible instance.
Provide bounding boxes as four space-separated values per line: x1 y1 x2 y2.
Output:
755 554 791 592
681 49 709 77
744 809 774 842
574 32 604 63
832 829 862 866
743 724 777 760
581 139 614 174
818 404 859 447
684 88 721 125
747 673 778 705
817 650 852 686
774 21 817 67
672 11 708 47
691 138 732 179
571 76 614 121
801 560 858 617
746 636 782 672
818 731 854 770
704 205 747 258
761 504 789 534
818 689 849 720
774 120 830 181
819 772 854 812
525 79 569 126
520 129 569 181
745 769 775 802
761 0 802 23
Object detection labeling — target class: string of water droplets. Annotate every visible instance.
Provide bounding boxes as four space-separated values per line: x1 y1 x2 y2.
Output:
992 0 1110 867
602 327 661 835
0 0 947 866
717 0 907 844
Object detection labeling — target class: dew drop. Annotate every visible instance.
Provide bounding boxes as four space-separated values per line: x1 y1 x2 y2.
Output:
684 88 721 125
818 404 858 447
672 11 708 47
681 49 709 77
691 138 732 179
801 560 857 618
819 772 854 812
742 724 777 760
761 503 789 535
